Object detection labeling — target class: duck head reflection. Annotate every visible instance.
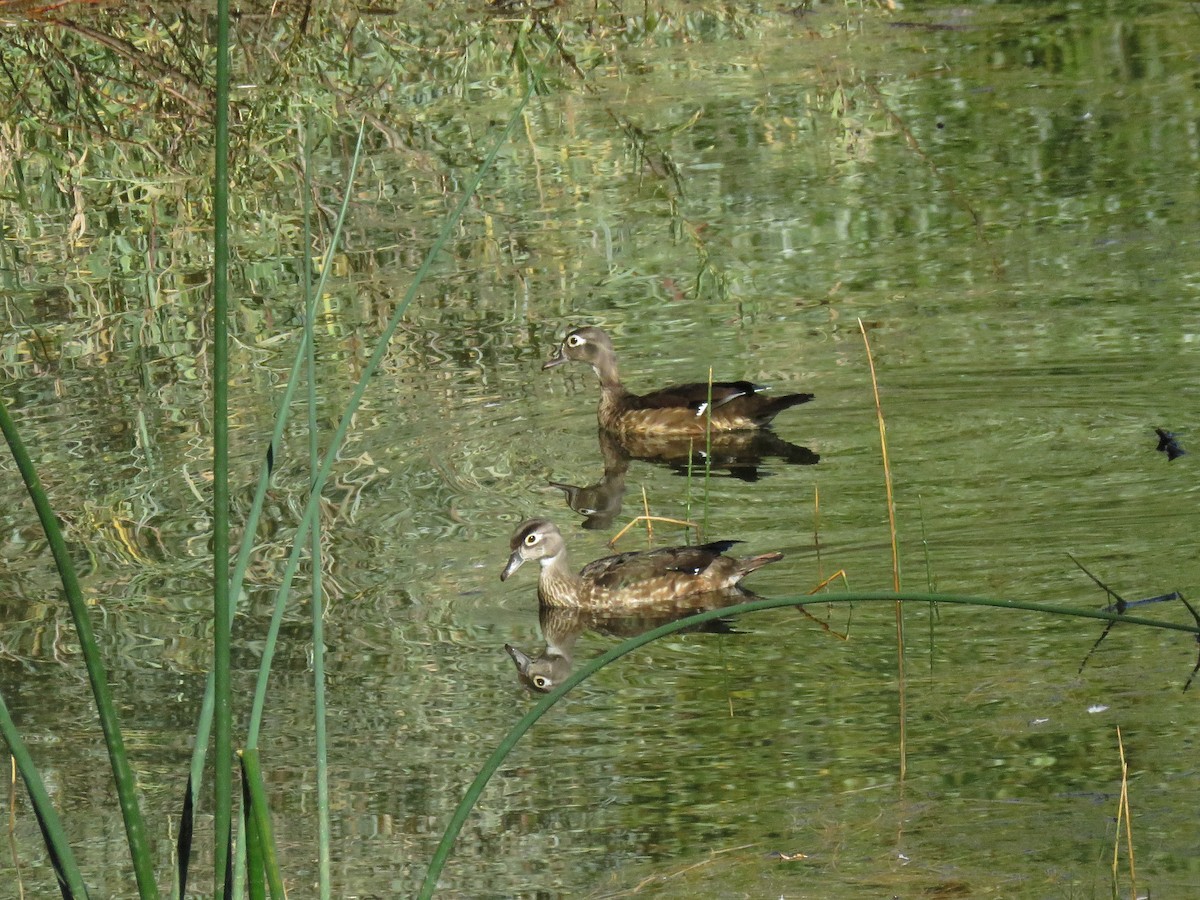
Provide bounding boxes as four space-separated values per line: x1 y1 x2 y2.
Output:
506 601 741 694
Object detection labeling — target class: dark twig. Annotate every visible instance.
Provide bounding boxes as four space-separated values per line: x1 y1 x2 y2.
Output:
1071 554 1193 685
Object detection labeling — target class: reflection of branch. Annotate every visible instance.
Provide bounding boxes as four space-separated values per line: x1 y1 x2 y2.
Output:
43 17 212 113
1179 594 1200 692
1071 554 1198 690
527 17 737 296
537 18 685 198
800 569 852 639
863 80 1003 279
1068 552 1125 609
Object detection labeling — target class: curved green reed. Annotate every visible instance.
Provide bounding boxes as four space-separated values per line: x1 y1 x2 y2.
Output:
0 689 89 898
239 749 285 900
417 591 1199 898
1 394 155 898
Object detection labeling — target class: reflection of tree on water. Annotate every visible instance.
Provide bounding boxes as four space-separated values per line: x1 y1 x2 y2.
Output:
505 599 741 694
550 428 819 530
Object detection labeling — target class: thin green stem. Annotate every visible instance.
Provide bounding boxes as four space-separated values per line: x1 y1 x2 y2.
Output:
212 0 233 893
0 690 89 898
183 121 365 826
1 397 156 898
242 772 265 900
302 116 333 900
239 750 286 900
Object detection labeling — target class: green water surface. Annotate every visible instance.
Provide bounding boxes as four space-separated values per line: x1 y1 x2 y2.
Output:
1 1 1198 896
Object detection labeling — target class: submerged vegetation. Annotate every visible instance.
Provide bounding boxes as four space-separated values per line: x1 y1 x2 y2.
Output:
2 0 1200 897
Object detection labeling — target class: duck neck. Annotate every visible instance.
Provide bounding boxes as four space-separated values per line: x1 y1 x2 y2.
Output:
537 550 584 608
592 348 630 428
591 347 624 393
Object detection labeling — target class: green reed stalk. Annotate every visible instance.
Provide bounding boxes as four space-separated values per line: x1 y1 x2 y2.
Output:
241 772 265 900
302 117 333 900
420 591 1200 896
212 0 233 894
183 117 364 785
180 65 532 898
178 120 365 900
0 690 88 897
0 398 156 898
239 750 285 900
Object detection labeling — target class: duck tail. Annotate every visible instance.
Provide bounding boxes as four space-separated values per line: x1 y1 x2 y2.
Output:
748 391 816 427
756 392 814 426
737 550 784 576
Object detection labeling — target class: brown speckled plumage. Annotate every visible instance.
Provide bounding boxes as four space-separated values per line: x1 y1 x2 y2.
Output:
543 326 813 437
500 518 783 610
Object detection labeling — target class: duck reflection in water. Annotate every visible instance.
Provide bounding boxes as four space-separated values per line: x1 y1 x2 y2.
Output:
505 602 738 694
550 428 819 530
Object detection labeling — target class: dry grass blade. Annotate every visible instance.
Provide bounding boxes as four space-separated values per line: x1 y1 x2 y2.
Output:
860 317 906 778
1113 726 1138 899
803 569 852 639
608 514 699 549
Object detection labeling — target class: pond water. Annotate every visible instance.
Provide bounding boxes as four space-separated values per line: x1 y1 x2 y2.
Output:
2 1 1200 897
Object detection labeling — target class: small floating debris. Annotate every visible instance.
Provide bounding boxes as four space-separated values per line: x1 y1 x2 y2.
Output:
1155 427 1186 460
764 850 809 861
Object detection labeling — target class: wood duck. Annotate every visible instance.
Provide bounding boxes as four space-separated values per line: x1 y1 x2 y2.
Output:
543 325 814 437
500 518 783 610
505 602 740 693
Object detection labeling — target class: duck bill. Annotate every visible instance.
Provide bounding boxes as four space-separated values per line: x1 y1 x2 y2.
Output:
504 643 533 674
542 346 568 370
500 551 526 581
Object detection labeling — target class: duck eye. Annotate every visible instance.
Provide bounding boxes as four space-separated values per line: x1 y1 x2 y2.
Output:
524 533 540 546
534 676 550 689
566 334 585 347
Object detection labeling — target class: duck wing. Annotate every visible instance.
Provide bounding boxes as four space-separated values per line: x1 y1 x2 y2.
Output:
635 381 763 414
581 541 742 589
637 382 813 427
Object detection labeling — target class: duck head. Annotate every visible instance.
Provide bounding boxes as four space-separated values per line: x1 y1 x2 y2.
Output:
543 326 618 381
500 518 568 581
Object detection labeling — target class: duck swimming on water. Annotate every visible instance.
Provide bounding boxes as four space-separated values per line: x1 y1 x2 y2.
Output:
543 325 814 437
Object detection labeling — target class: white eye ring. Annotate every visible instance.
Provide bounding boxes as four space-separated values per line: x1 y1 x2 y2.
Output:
566 334 585 347
534 676 550 689
525 533 540 546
